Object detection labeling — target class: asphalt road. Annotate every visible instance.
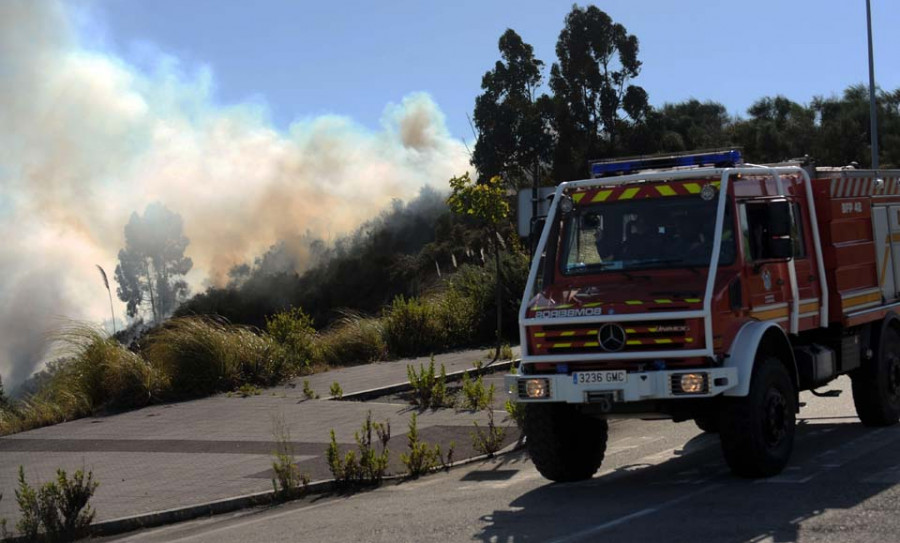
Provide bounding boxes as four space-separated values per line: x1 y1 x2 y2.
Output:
104 376 900 543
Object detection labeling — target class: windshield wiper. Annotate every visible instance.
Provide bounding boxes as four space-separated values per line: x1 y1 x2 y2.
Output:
632 258 703 275
591 262 650 280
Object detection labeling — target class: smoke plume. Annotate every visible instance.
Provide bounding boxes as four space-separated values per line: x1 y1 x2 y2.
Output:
0 0 470 386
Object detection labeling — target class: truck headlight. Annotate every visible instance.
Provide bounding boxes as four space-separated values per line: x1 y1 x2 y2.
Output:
521 378 550 399
673 373 708 395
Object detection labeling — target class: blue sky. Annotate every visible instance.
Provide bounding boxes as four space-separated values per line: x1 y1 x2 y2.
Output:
77 0 900 142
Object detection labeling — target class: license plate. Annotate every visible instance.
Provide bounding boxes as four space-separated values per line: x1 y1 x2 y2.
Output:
573 370 627 385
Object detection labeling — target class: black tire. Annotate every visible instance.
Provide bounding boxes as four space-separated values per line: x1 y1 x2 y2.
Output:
852 322 900 427
523 403 608 482
719 356 796 478
694 413 719 433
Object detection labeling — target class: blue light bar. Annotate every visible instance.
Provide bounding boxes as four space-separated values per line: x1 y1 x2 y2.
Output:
590 149 743 178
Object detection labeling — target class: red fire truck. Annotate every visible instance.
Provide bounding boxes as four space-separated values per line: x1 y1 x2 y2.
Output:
506 150 900 480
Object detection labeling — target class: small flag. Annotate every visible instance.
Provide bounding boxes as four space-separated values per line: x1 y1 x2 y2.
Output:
97 265 110 290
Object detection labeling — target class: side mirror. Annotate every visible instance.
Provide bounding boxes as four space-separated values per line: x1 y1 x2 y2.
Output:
769 201 792 237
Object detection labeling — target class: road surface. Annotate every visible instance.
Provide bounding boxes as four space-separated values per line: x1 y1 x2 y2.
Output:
104 376 900 543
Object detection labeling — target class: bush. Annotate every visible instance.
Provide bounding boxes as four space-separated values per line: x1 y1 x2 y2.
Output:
447 253 529 345
400 413 442 478
233 384 262 398
329 382 343 399
302 379 319 400
407 358 449 409
326 411 391 487
54 325 157 411
504 398 525 428
1 492 7 540
382 296 445 357
460 371 491 411
433 288 477 347
266 307 317 374
472 409 506 458
316 314 387 367
0 325 159 436
143 316 281 397
271 416 309 501
15 466 99 542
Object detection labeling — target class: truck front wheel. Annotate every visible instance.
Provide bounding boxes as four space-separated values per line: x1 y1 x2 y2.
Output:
523 403 608 482
852 323 900 427
719 357 796 478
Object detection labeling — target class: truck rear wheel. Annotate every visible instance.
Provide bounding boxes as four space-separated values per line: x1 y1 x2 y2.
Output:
523 403 607 482
852 323 900 427
719 357 796 478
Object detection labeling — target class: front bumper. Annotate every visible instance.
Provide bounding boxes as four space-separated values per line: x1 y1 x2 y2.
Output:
505 367 738 404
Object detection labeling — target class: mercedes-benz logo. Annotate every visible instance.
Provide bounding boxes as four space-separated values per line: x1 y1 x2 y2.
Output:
598 323 627 352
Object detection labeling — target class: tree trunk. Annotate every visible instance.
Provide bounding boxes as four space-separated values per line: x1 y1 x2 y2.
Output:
145 260 158 325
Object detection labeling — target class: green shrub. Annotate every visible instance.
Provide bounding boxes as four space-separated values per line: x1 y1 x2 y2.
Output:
302 379 319 400
54 326 156 410
447 254 529 345
329 382 343 399
1 325 159 436
234 384 262 398
382 295 445 357
271 416 309 501
460 371 491 411
407 358 449 409
316 314 387 367
1 492 7 540
504 398 525 428
266 307 317 374
400 413 441 478
325 411 391 487
500 343 514 361
433 288 477 347
472 409 506 458
143 316 281 397
15 466 98 542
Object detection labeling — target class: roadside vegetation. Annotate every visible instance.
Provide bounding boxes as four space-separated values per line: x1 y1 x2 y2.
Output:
326 411 391 488
270 415 310 501
12 466 99 542
0 276 519 436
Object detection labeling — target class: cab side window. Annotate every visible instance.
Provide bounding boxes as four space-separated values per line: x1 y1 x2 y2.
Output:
740 200 799 262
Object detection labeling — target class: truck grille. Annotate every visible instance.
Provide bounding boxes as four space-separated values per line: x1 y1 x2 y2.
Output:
529 320 697 356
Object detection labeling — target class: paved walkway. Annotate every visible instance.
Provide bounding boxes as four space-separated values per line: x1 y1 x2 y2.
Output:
0 347 520 528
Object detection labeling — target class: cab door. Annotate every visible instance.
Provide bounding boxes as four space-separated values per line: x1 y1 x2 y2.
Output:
739 200 797 330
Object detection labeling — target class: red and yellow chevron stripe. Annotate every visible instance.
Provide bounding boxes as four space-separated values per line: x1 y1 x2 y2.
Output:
570 181 720 204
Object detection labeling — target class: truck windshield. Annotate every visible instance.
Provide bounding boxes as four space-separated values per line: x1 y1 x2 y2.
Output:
561 194 735 275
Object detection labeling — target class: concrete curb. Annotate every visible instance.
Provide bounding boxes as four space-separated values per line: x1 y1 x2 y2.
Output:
87 440 525 539
334 359 515 402
79 361 522 539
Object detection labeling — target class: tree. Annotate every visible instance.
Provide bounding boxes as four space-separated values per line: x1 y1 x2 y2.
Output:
472 29 552 188
115 203 193 324
732 96 816 163
548 4 649 180
447 173 510 359
809 85 900 168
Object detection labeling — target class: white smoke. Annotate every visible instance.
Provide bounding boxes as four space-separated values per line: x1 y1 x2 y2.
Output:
0 0 471 387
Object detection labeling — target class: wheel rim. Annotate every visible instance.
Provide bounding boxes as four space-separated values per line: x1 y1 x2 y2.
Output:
763 388 788 448
888 352 900 402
